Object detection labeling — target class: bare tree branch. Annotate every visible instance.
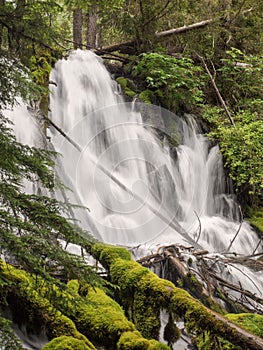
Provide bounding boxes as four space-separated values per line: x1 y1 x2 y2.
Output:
198 55 235 126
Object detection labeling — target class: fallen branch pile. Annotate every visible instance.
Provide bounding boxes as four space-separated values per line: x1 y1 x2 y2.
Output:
136 244 263 314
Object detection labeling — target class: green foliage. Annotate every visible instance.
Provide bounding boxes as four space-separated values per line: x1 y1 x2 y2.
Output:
195 333 238 350
42 336 92 350
0 58 41 109
132 53 204 111
225 313 263 338
0 0 64 57
0 108 100 288
203 107 263 196
138 90 155 104
218 48 263 114
247 208 263 233
0 316 25 350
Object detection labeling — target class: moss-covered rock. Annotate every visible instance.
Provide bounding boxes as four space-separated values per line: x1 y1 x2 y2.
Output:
116 77 137 99
42 336 93 350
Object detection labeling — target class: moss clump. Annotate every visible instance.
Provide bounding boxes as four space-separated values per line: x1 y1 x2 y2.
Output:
42 336 92 350
116 77 137 99
91 243 131 270
138 90 155 104
110 258 174 339
68 280 135 347
117 331 149 350
117 331 169 350
247 207 263 233
163 314 180 346
226 313 263 338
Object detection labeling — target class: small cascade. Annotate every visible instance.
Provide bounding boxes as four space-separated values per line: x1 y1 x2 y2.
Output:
3 102 48 195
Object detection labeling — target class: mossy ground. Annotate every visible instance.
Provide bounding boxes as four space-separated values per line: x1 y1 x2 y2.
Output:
247 207 263 234
226 313 263 338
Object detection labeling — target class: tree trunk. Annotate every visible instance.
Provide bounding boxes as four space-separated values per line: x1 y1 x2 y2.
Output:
9 0 26 54
73 8 82 50
0 0 5 48
86 8 100 49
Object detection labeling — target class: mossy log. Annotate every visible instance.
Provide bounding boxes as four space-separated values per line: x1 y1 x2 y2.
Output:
0 259 169 350
42 336 93 350
0 260 96 349
90 243 263 350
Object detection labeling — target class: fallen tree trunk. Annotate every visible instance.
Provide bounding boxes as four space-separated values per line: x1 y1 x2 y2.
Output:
93 18 214 55
155 19 213 38
91 243 263 350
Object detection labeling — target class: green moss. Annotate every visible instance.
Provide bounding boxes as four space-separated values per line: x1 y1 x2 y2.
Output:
110 259 174 339
91 243 131 270
116 77 137 99
182 273 226 314
138 90 155 104
117 331 169 350
247 207 263 233
42 336 92 350
163 314 180 345
148 340 171 350
195 333 238 350
117 331 149 350
116 77 134 89
226 313 263 337
1 261 95 349
71 282 135 347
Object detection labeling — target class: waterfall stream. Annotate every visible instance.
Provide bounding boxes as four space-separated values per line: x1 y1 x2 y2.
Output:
49 50 261 255
4 49 263 349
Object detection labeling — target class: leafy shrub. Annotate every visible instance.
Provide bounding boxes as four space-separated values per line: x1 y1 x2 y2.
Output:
132 53 204 111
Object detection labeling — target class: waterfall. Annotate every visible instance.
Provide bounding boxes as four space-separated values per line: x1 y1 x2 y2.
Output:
49 50 261 257
3 50 263 349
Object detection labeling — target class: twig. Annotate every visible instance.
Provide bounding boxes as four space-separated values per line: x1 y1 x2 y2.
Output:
227 262 262 295
198 55 235 126
252 236 262 255
225 205 243 253
208 269 263 304
194 210 202 244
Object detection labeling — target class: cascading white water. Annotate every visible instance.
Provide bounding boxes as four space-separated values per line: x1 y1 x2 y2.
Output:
49 50 261 257
4 50 263 350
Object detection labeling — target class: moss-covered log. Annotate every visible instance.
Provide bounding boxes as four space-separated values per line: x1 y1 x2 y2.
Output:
0 259 169 350
43 336 93 350
90 243 263 350
0 260 96 349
